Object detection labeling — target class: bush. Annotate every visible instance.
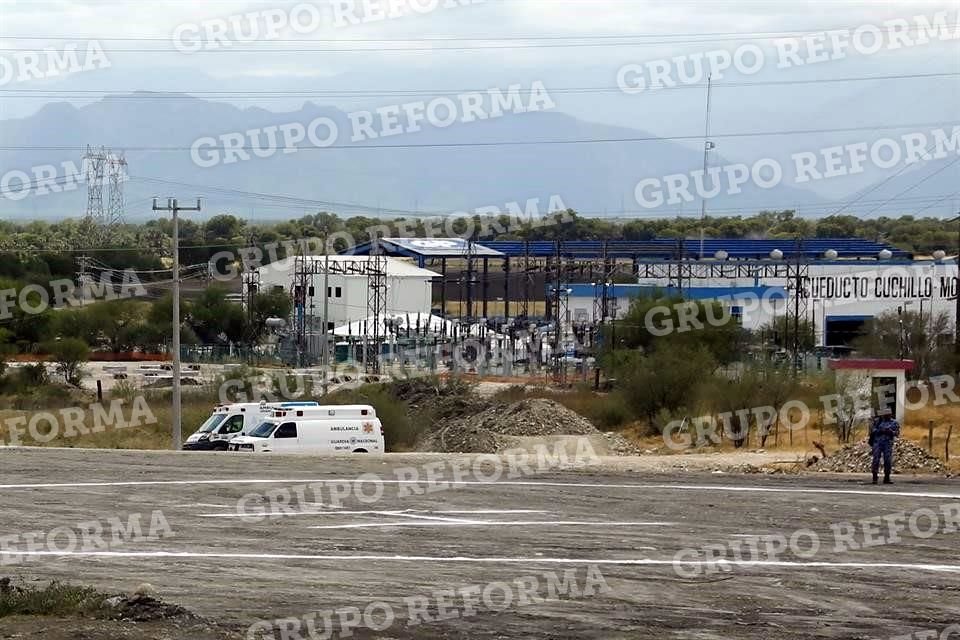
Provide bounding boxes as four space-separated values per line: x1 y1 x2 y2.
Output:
326 385 419 451
44 338 90 387
0 579 102 618
591 391 634 429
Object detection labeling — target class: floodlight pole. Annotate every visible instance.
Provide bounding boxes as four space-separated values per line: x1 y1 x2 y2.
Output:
153 197 201 451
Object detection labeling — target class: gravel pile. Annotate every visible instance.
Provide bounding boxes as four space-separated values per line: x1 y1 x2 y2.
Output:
416 424 512 454
459 398 601 437
415 398 603 454
388 377 486 421
601 432 644 456
812 439 947 474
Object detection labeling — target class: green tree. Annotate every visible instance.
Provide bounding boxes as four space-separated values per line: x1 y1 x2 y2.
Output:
248 289 293 344
189 286 246 344
615 345 716 428
610 294 744 365
45 338 89 387
851 309 954 377
87 299 145 353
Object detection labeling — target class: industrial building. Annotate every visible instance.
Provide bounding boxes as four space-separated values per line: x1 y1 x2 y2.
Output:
347 236 957 350
258 255 439 329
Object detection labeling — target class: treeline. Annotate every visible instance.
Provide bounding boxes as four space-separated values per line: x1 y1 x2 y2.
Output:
0 286 291 358
0 209 955 285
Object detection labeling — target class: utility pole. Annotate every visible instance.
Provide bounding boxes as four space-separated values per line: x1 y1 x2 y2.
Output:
152 198 201 451
698 74 714 261
322 248 330 396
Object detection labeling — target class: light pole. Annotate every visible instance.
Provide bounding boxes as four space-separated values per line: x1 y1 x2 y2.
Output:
152 198 201 451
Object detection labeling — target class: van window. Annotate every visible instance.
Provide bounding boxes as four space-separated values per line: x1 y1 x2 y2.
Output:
198 414 227 433
219 415 245 434
274 422 298 439
249 422 278 438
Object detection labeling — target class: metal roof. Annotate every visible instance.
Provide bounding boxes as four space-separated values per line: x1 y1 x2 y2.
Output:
345 237 912 261
481 238 912 260
345 238 503 259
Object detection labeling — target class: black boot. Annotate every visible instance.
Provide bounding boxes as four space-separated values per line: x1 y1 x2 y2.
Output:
872 475 879 485
883 476 893 485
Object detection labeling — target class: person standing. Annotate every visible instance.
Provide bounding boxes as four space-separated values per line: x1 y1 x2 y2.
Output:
870 407 900 485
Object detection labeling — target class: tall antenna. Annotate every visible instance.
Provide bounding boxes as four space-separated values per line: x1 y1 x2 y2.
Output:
698 75 714 260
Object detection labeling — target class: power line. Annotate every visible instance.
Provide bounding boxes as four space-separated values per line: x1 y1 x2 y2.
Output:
3 120 957 152
859 157 960 218
3 71 956 100
2 23 957 48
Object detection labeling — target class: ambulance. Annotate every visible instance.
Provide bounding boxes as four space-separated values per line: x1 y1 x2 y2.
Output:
183 401 319 451
227 404 384 454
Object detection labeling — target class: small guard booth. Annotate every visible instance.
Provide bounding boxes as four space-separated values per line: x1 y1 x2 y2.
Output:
827 359 914 424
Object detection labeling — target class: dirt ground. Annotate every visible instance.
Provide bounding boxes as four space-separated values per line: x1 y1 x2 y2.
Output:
1 448 958 639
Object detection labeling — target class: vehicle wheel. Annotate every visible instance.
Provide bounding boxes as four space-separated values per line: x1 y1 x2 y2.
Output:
212 442 229 451
352 448 369 454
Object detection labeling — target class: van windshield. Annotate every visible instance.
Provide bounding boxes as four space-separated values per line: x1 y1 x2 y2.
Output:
249 421 278 438
198 414 227 433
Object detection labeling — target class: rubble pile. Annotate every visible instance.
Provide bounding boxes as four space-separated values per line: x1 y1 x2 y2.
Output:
416 424 512 454
601 432 644 456
812 439 947 474
416 398 606 454
457 398 601 437
388 377 486 421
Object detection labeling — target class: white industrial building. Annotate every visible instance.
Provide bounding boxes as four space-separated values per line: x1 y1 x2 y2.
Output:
568 259 959 347
258 255 439 329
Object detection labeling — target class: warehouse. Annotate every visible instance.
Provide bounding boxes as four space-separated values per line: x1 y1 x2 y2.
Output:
258 255 440 328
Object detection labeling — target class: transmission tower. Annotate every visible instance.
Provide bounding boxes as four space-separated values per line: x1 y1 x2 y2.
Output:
366 241 387 374
84 145 107 223
106 151 127 227
84 146 127 244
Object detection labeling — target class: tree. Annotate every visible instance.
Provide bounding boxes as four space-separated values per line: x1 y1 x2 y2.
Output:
616 345 716 428
45 338 89 387
87 299 145 353
757 315 816 353
247 289 293 344
610 294 745 365
851 309 953 377
189 286 246 344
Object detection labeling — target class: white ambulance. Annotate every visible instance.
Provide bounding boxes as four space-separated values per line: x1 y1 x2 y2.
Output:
184 401 319 451
227 404 384 454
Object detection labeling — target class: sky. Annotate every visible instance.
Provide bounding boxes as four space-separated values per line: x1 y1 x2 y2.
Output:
0 0 958 217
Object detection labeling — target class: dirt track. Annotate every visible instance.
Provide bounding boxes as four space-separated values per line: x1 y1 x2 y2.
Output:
1 448 959 639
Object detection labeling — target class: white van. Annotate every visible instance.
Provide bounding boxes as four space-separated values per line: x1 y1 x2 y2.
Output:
184 401 319 450
228 410 384 454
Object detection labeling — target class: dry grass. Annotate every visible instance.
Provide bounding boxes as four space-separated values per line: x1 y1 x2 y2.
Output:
0 394 213 450
625 406 960 473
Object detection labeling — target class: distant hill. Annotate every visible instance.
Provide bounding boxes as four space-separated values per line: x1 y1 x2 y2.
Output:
0 91 953 222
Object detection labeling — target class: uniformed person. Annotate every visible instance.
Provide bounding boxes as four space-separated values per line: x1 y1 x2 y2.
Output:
870 407 900 485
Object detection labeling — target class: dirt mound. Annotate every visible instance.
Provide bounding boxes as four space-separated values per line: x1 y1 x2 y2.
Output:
416 423 512 454
459 398 601 437
388 377 487 421
600 432 644 456
99 594 198 623
812 438 947 474
415 398 603 454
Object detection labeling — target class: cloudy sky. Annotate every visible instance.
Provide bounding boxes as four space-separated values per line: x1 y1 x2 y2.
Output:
0 0 957 216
